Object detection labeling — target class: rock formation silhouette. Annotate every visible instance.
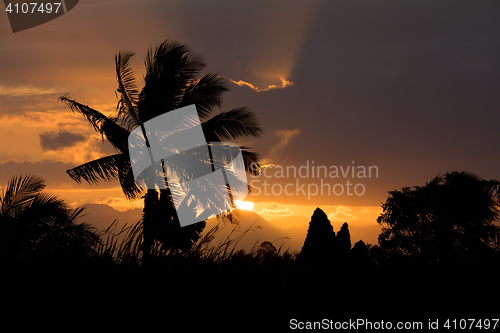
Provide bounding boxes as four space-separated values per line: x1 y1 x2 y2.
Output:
299 208 336 264
351 240 368 257
336 222 352 257
299 207 355 268
351 240 371 268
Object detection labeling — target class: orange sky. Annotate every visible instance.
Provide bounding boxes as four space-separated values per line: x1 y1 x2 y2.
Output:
1 0 500 250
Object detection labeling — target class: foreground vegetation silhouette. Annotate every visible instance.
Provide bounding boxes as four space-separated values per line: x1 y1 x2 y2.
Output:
0 175 97 266
2 171 500 322
376 171 500 268
3 171 498 273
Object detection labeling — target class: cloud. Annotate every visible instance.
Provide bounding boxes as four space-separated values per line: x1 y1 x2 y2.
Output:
259 208 296 218
0 159 79 188
228 77 294 92
360 207 383 215
39 130 86 151
0 159 119 190
0 85 59 97
41 134 118 165
328 206 358 222
270 128 301 155
0 110 87 129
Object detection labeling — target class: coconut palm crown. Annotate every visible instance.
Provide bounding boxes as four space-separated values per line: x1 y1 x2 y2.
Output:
59 40 262 259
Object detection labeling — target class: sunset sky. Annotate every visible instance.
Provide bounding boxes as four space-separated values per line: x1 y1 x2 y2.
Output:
1 0 500 251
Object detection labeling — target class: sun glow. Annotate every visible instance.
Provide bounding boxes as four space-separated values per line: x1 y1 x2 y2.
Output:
235 200 254 211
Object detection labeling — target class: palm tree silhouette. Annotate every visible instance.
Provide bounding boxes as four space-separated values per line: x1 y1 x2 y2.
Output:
0 174 98 265
59 40 262 263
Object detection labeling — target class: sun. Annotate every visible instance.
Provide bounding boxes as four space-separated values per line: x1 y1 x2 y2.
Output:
235 200 254 211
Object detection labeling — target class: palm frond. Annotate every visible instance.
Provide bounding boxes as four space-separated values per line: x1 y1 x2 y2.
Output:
59 95 112 135
0 174 99 262
67 154 122 185
239 147 262 175
59 95 130 153
30 204 99 259
1 174 45 216
179 73 229 119
68 206 87 223
139 40 206 121
100 118 130 153
115 51 141 129
201 107 262 141
115 154 143 200
21 192 68 225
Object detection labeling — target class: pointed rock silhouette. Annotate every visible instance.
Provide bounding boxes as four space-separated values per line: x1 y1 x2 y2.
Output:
352 240 368 256
336 222 352 255
299 208 336 263
351 240 373 271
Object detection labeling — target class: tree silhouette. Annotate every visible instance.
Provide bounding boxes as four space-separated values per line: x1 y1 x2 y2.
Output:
378 171 500 266
59 40 262 262
0 174 98 265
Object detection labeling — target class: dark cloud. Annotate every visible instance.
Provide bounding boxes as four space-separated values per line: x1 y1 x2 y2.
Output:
0 94 65 116
221 0 500 206
39 130 86 151
0 159 75 188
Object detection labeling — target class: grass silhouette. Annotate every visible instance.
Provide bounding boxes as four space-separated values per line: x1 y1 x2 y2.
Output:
94 214 299 276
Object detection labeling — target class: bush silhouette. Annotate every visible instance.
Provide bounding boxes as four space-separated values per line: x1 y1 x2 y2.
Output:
0 174 98 266
378 171 500 267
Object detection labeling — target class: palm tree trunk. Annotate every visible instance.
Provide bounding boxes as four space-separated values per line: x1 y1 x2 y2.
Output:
141 163 178 265
141 189 158 265
137 118 160 265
